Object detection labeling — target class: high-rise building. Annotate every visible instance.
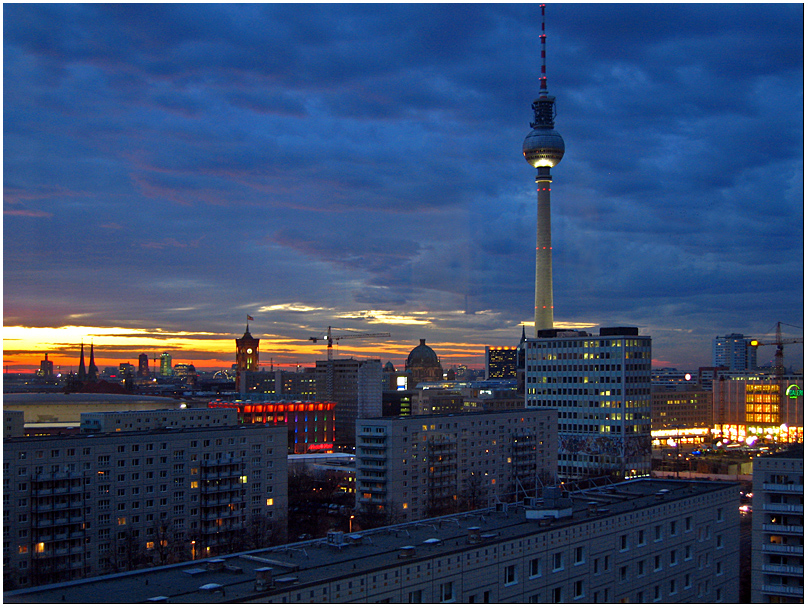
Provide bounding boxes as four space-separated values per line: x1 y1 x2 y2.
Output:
159 352 172 377
137 353 149 379
316 358 382 451
355 409 557 521
523 4 565 335
525 327 652 481
750 444 804 603
485 346 519 379
713 333 757 371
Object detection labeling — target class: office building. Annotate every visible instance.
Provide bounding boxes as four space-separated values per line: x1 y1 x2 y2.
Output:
208 397 336 454
315 358 382 451
4 478 739 604
355 409 557 521
138 353 150 379
3 421 288 589
485 346 519 379
651 387 713 446
4 411 25 438
159 352 173 377
712 372 804 444
751 445 803 603
525 326 652 481
713 333 757 371
36 354 54 380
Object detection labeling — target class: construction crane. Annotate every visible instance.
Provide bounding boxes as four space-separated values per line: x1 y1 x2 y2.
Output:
309 326 391 360
750 321 803 378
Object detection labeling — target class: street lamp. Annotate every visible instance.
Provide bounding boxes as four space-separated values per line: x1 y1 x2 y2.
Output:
349 515 355 534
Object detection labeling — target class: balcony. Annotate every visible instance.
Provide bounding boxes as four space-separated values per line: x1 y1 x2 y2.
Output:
761 563 804 576
761 584 804 597
762 523 804 534
763 503 804 514
762 543 804 555
763 482 803 493
358 462 387 472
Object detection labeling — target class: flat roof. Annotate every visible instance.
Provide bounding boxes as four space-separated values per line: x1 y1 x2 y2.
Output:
5 478 737 604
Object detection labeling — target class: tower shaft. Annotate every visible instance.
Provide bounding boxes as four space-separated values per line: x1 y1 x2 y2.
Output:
534 167 554 332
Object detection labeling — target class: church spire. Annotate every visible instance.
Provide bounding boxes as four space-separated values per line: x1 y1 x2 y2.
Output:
88 341 98 381
77 342 87 380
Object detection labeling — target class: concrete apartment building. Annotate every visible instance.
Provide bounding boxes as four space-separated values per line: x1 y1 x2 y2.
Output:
751 445 804 603
4 478 740 604
3 415 288 589
524 327 653 481
355 410 558 521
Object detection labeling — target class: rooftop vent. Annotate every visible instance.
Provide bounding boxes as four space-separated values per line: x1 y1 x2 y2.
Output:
398 545 416 558
467 527 482 544
254 567 274 591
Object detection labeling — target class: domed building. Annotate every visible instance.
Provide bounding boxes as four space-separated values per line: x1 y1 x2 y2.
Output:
405 339 443 387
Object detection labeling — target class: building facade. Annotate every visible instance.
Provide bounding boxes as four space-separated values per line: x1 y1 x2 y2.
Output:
3 423 288 589
651 387 713 447
712 373 804 444
713 333 757 371
355 410 557 521
405 339 443 387
751 445 804 603
315 358 382 451
525 327 652 481
4 479 739 604
208 398 336 454
485 346 519 379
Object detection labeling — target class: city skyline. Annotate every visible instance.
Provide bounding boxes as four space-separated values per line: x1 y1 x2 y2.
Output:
4 4 803 373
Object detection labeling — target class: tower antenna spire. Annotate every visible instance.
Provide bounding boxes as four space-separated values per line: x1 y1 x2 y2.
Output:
539 3 548 97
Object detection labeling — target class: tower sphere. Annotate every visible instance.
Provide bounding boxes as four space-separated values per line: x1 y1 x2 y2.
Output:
523 127 565 168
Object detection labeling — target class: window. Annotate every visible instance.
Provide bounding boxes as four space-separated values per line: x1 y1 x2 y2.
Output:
574 580 584 599
619 565 627 582
716 561 723 576
716 507 723 522
552 552 563 571
440 581 454 603
505 564 517 585
684 573 692 589
552 587 562 603
408 590 423 603
529 557 541 578
638 529 646 546
619 534 628 551
685 516 692 532
653 585 660 602
654 555 661 571
669 579 677 595
637 559 645 576
669 520 677 536
574 546 584 564
654 524 662 541
684 544 692 560
716 534 723 549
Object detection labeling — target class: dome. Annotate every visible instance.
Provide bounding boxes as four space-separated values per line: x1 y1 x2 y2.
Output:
406 339 440 369
523 128 565 168
383 361 396 372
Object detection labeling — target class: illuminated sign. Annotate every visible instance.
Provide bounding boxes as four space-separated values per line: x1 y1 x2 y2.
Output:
307 443 333 452
786 384 803 399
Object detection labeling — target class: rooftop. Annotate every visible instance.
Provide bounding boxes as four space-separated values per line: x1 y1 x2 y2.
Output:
5 478 737 604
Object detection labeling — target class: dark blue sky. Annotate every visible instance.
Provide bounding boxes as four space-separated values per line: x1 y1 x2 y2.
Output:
3 3 804 371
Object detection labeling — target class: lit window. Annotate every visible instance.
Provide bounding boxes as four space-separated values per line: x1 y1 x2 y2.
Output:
266 498 274 506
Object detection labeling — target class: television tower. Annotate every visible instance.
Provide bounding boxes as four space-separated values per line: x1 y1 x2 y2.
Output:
523 4 565 335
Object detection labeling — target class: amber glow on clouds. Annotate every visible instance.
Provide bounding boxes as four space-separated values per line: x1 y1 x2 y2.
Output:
3 324 495 373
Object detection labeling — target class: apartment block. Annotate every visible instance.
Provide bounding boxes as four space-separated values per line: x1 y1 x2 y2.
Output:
751 445 804 603
3 423 287 589
79 407 238 433
4 478 740 604
355 410 557 521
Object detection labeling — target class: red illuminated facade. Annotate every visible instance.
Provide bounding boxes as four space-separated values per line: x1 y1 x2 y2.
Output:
208 399 336 454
